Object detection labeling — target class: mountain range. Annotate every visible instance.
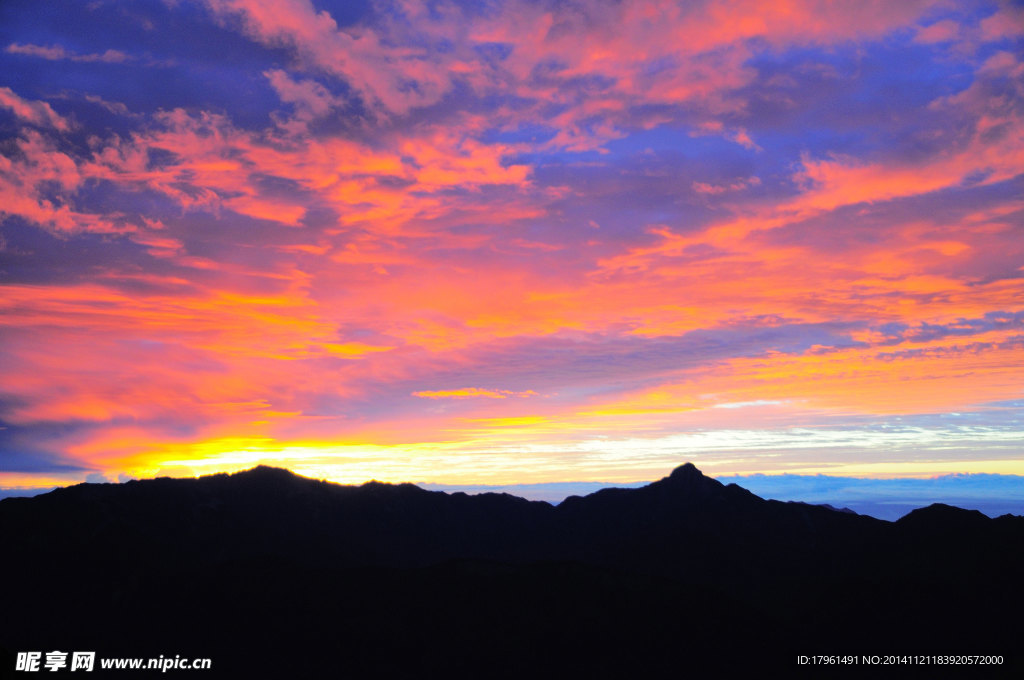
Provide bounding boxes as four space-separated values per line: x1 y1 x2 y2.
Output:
1 463 1020 677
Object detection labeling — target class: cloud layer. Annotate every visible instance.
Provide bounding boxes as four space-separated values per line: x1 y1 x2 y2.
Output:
1 0 1022 487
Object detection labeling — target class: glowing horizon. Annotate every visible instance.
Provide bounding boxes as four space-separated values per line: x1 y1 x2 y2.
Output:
1 0 1022 490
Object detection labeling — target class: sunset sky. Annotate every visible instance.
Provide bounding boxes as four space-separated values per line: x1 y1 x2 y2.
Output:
1 0 1022 491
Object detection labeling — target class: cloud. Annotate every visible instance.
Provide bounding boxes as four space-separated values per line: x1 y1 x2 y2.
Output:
202 0 450 115
195 0 944 149
693 176 761 195
0 129 130 235
413 388 538 400
264 69 344 135
915 19 961 44
0 86 70 131
980 2 1024 41
6 42 131 63
1 0 1022 487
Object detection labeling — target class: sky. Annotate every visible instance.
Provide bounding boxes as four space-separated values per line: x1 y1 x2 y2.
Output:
1 0 1022 492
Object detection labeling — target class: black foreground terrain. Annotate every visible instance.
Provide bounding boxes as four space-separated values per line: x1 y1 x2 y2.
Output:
2 464 1020 678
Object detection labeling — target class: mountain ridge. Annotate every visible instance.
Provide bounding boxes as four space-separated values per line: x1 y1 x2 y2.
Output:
1 462 1020 678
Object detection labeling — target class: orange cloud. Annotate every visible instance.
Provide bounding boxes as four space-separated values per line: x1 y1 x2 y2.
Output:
3 0 1022 489
413 388 538 400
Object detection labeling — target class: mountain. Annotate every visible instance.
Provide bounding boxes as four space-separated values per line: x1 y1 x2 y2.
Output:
1 464 1020 678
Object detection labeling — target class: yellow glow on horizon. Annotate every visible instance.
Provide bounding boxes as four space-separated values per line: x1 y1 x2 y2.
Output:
8 452 1024 496
40 414 1021 491
0 473 86 489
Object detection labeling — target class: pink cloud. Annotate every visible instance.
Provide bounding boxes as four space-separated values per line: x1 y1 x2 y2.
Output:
980 2 1024 41
199 0 944 152
6 42 130 63
264 69 343 135
692 176 761 195
0 86 70 131
0 129 129 234
204 0 452 115
915 19 961 44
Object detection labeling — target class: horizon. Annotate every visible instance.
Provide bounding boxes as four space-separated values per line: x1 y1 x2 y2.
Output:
5 462 1024 522
2 1 1023 491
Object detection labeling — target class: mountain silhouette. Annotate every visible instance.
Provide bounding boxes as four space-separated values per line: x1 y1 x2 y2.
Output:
1 464 1020 678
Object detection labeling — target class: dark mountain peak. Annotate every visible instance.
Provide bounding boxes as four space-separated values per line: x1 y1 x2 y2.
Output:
232 465 301 480
669 462 703 481
653 462 726 499
557 463 736 519
783 500 859 515
897 502 991 530
358 479 434 500
817 503 857 515
361 479 418 490
222 465 324 496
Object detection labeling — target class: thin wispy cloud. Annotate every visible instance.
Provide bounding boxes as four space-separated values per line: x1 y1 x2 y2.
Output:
6 42 131 63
